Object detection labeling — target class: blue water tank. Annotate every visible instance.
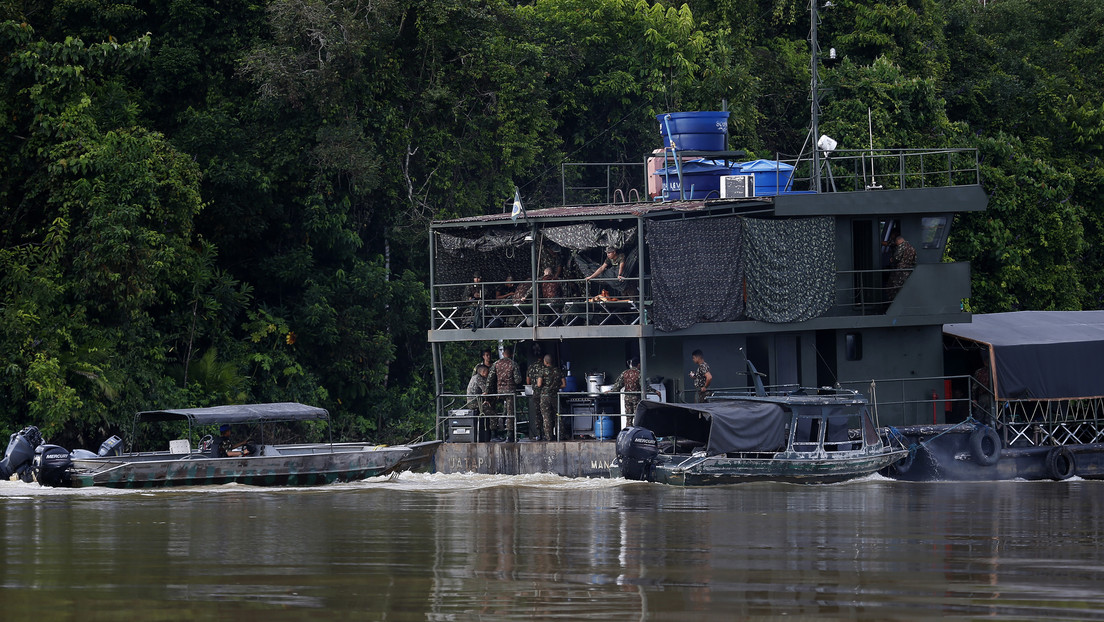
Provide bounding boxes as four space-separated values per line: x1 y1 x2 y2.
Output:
736 160 796 196
657 111 729 151
653 160 731 200
563 374 579 393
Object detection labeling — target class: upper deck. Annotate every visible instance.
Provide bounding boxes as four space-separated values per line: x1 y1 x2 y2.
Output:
428 148 987 343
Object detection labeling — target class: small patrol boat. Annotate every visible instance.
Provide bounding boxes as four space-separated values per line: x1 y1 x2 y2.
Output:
1 403 438 488
611 386 907 486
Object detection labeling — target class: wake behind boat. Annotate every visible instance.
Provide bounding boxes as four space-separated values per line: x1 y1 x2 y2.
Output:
2 402 438 489
611 388 906 486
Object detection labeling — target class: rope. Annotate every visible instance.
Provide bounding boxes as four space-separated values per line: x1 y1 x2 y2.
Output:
918 417 979 450
887 416 981 457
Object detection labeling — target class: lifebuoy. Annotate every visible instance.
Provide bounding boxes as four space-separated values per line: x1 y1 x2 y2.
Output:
1045 447 1076 481
969 426 1002 466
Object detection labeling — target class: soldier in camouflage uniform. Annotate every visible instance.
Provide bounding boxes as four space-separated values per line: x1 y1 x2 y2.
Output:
537 354 565 441
609 357 643 426
888 233 917 298
690 349 713 403
465 364 494 422
487 346 522 440
526 350 546 441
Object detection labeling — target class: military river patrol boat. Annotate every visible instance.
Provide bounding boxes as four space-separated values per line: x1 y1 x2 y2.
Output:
1 403 438 488
611 382 906 486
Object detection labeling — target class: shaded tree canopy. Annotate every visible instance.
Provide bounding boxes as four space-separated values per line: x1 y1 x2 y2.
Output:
1 0 1101 444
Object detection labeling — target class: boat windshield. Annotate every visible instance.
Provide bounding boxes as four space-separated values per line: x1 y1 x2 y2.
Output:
789 405 874 453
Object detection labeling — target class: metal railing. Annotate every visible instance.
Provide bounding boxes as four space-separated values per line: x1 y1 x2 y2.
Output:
832 268 917 315
435 393 525 441
431 265 955 332
432 276 649 331
560 162 647 206
556 147 980 206
435 389 649 442
838 375 1104 449
784 148 980 193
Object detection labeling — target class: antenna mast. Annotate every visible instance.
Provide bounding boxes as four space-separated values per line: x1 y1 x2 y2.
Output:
809 0 822 193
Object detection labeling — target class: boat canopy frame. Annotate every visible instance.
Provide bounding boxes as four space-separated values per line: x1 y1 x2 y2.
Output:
131 402 333 453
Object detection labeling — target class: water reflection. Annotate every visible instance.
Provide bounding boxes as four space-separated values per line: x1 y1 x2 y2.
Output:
1 476 1103 619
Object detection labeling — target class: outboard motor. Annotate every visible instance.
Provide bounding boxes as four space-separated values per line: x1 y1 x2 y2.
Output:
614 426 658 481
33 444 73 487
0 426 43 481
98 435 123 457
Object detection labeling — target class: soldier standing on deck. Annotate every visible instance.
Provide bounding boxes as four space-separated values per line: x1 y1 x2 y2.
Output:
608 357 650 426
472 348 493 376
537 354 565 441
487 346 522 440
887 232 916 298
526 347 546 441
690 349 713 403
465 364 495 424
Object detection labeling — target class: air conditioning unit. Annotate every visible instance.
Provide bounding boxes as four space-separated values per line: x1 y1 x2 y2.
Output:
720 174 755 199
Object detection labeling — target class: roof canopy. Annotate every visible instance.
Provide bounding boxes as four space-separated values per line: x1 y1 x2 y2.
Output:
944 311 1104 400
137 402 329 425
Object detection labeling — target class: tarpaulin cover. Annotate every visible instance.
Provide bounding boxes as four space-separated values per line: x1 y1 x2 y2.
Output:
634 399 789 455
137 402 329 424
944 311 1104 400
647 216 745 331
743 217 835 323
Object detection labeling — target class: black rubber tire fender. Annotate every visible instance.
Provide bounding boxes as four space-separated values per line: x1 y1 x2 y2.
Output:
890 448 916 476
1045 446 1076 481
969 426 1002 466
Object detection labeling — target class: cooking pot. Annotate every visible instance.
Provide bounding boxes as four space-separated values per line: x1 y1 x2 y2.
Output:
585 372 606 396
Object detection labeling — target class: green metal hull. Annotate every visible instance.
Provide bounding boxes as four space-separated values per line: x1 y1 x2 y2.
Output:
67 444 413 489
613 449 908 486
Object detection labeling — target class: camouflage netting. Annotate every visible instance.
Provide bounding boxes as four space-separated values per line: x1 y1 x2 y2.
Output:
436 230 531 302
436 216 834 326
647 215 836 331
435 225 638 303
647 215 746 332
743 217 835 323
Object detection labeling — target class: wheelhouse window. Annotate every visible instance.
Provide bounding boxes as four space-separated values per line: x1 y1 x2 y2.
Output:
920 216 948 249
792 416 822 452
845 332 862 361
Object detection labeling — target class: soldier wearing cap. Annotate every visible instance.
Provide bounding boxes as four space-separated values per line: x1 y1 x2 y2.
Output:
218 424 252 457
586 246 627 281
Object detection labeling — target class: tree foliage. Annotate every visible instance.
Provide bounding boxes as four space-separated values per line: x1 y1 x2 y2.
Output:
1 0 1102 445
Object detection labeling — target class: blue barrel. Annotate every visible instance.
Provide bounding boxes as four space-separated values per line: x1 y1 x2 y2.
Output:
563 374 579 393
737 159 796 196
596 416 617 440
653 160 731 200
657 111 729 151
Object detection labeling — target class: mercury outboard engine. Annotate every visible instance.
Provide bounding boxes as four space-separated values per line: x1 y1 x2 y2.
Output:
614 426 658 481
33 444 73 487
98 435 123 457
0 426 43 482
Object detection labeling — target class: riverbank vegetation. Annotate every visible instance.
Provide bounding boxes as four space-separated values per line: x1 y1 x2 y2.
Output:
1 0 1100 445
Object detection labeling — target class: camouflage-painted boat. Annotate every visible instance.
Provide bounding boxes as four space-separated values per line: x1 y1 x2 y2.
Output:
611 389 907 486
31 403 432 489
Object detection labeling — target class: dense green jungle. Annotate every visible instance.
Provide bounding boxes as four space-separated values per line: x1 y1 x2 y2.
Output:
1 0 1101 447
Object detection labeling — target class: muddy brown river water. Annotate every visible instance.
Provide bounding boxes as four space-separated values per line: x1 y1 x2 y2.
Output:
2 473 1102 620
